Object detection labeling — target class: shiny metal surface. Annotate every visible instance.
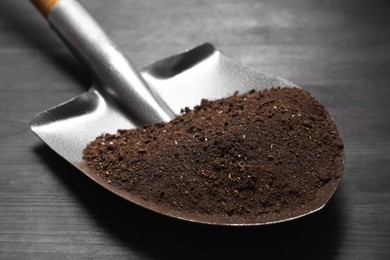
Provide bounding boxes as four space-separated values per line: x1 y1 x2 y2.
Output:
48 0 174 125
31 0 341 226
32 43 321 226
31 42 296 168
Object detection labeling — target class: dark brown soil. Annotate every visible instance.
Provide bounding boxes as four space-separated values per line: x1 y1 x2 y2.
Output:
83 87 344 222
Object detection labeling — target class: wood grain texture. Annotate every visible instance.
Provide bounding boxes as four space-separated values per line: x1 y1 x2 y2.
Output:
1 0 390 258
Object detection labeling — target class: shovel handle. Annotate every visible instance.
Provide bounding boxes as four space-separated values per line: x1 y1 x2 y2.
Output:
31 0 174 125
31 0 61 17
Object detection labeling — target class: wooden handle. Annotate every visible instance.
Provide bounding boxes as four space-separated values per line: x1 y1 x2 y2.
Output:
31 0 62 17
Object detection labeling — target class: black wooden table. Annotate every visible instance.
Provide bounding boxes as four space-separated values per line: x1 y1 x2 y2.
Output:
1 0 389 258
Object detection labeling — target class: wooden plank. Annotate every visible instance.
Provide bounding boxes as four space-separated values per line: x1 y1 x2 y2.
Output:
1 0 389 258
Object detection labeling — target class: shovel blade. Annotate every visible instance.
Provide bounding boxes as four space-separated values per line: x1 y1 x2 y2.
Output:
32 43 298 225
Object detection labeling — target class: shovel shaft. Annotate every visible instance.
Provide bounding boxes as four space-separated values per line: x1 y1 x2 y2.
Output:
31 0 175 125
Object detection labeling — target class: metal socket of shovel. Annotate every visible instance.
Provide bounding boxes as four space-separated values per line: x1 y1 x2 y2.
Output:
31 0 342 225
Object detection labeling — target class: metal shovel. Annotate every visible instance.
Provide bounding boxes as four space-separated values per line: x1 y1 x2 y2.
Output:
31 0 341 225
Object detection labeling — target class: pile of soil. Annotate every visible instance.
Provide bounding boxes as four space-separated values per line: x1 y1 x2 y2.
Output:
83 87 344 223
